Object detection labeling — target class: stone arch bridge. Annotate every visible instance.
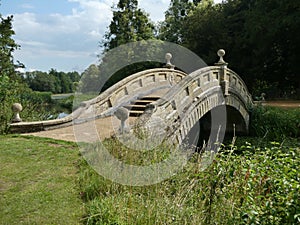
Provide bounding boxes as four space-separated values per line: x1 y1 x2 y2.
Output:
11 50 253 145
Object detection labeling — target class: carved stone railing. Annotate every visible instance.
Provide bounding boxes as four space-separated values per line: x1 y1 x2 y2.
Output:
10 68 187 133
76 68 187 121
142 50 253 144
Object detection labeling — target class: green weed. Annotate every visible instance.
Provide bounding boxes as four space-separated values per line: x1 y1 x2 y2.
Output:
78 137 300 225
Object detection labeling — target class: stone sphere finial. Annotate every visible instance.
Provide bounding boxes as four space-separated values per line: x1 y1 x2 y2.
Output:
217 49 226 63
217 49 225 57
12 103 23 112
165 53 175 69
12 103 23 123
114 107 129 121
165 53 172 60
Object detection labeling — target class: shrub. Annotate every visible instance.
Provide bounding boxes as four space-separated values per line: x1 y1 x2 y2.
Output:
250 106 300 139
21 91 53 105
0 77 57 134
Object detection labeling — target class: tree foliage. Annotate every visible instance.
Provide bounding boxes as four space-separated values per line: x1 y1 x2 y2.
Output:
158 0 202 44
0 12 25 133
0 12 58 134
77 64 101 94
95 0 164 93
0 15 23 79
102 0 155 51
23 70 80 94
177 0 300 98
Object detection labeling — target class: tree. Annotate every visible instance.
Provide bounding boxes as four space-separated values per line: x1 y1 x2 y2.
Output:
23 69 81 94
78 64 101 94
0 14 23 79
102 0 155 51
25 71 57 93
158 0 201 43
180 0 299 98
242 0 300 97
96 0 163 93
181 0 224 61
68 71 80 83
0 10 27 133
49 69 73 94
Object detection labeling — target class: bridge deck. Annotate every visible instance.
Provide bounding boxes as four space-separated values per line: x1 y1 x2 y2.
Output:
22 116 137 143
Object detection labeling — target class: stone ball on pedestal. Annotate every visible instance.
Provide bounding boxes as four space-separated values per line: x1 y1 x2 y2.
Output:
12 103 23 123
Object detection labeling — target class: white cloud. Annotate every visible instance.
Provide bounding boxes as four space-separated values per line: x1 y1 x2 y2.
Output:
11 0 224 72
11 0 114 72
20 3 35 9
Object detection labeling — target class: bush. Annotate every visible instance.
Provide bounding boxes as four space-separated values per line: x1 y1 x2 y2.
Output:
0 76 25 133
21 91 53 105
250 106 300 139
0 76 57 134
54 95 74 113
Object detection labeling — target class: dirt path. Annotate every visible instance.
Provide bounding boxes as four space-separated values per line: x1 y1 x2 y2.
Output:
261 101 300 108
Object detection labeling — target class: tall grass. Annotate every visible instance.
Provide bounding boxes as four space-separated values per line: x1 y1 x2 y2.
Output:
250 106 300 139
78 137 299 225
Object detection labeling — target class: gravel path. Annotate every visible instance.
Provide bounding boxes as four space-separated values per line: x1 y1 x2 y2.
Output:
262 101 300 108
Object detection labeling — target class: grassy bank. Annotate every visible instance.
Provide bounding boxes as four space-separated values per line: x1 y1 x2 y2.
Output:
1 106 299 224
78 137 299 225
0 135 83 224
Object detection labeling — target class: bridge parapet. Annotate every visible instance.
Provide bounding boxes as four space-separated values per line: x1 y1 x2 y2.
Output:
226 68 253 107
214 49 252 107
10 68 187 133
77 68 187 120
143 50 253 144
147 66 225 119
150 66 252 117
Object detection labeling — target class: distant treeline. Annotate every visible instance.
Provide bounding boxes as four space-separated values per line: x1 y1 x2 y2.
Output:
21 69 80 94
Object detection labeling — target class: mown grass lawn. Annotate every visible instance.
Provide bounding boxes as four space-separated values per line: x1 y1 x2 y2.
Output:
0 135 84 225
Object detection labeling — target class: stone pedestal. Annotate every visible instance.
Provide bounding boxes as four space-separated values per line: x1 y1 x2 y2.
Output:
12 103 23 123
114 107 129 134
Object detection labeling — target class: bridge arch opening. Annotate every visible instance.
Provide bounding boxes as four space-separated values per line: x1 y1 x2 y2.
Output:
182 104 248 151
182 105 227 151
225 106 248 136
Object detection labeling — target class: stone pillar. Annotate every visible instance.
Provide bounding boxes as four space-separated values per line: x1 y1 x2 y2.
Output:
215 49 229 96
165 53 175 69
114 107 129 134
12 103 23 123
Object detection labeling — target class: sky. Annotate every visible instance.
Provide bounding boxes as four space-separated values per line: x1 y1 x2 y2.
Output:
1 0 223 73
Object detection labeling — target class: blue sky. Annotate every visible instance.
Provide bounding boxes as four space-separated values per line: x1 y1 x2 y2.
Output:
1 0 222 72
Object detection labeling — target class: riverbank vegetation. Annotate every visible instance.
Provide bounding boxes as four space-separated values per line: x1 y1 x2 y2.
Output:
78 136 299 224
76 105 299 224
